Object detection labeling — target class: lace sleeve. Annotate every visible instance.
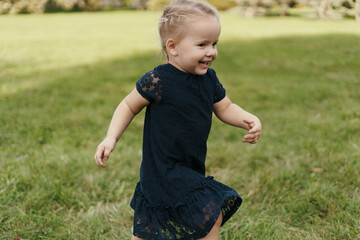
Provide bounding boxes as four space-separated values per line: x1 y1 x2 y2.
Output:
136 70 163 103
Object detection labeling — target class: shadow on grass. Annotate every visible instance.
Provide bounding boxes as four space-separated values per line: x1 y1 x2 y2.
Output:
1 33 359 239
2 33 359 143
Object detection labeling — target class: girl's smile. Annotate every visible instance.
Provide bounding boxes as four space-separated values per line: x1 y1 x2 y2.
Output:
167 15 221 75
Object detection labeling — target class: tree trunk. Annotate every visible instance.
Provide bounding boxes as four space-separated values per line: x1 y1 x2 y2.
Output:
356 0 360 22
318 0 328 19
245 0 258 18
134 0 148 10
279 1 288 17
245 7 255 18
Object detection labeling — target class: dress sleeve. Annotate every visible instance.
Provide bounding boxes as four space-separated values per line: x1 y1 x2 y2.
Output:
209 68 226 103
136 70 163 103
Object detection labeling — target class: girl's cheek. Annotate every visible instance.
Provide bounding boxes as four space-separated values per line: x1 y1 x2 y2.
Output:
214 52 218 60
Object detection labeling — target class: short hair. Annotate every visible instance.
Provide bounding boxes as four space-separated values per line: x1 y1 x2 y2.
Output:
158 0 219 56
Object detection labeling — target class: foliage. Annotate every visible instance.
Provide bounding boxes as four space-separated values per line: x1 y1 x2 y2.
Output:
302 0 358 18
146 0 171 10
0 0 133 13
0 0 359 20
207 0 237 11
130 0 148 9
1 11 360 239
233 0 359 18
146 0 237 11
0 0 47 14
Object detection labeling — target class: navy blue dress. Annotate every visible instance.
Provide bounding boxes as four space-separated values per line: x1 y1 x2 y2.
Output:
130 63 242 239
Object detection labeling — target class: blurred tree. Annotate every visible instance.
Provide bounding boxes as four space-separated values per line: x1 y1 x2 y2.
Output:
0 0 12 14
47 0 82 11
235 0 261 18
131 0 148 9
236 0 287 17
305 0 342 19
318 0 330 18
5 0 47 14
147 0 237 11
86 0 102 10
279 0 298 15
1 0 358 21
338 0 358 19
207 0 237 11
147 0 170 10
235 0 298 17
0 0 133 13
306 0 359 19
47 0 101 11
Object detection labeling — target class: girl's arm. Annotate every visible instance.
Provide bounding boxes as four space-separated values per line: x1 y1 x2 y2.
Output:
94 88 149 167
213 96 262 144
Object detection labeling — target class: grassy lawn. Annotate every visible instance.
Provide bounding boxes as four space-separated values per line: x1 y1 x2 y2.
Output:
1 11 359 239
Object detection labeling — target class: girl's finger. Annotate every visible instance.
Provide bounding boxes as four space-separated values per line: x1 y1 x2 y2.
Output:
249 127 261 134
94 145 104 159
245 131 260 138
97 158 106 167
95 154 103 166
243 134 255 141
245 121 256 130
248 128 257 134
243 119 254 125
243 133 260 142
244 137 256 143
94 150 101 162
94 146 106 167
243 139 257 144
104 148 111 161
243 119 254 124
246 137 259 144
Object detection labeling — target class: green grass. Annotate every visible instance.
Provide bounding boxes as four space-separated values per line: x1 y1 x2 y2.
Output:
1 11 360 239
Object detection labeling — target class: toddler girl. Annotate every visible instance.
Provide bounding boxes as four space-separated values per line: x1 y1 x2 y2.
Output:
94 0 262 239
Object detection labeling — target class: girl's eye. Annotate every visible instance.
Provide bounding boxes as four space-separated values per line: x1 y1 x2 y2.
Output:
212 42 217 47
198 43 205 47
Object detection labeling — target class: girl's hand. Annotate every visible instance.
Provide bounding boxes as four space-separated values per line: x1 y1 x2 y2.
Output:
94 137 117 168
242 119 262 144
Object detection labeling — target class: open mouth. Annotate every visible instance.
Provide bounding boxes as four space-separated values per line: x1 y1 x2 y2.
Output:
199 61 211 67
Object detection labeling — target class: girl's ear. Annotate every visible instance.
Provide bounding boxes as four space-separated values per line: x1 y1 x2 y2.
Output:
166 38 178 57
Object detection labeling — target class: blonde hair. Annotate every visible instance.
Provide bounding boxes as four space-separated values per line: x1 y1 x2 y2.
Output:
158 0 219 58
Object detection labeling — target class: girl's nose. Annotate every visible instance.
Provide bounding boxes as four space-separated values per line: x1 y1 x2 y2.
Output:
206 48 216 57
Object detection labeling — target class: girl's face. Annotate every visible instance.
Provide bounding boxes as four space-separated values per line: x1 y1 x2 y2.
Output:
168 16 221 75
